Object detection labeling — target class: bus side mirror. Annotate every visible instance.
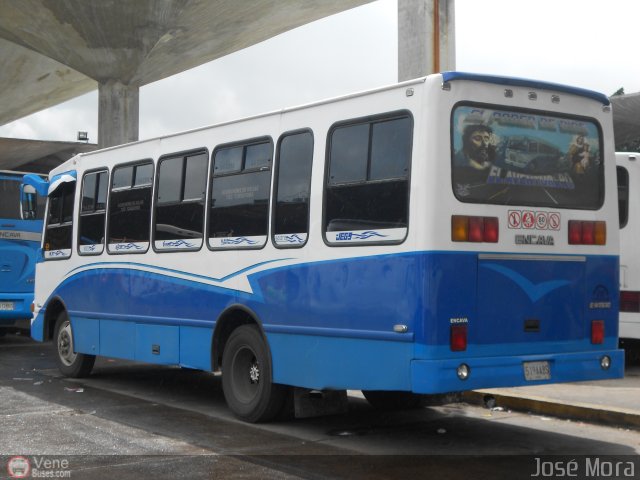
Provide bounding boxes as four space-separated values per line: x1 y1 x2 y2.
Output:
20 184 38 220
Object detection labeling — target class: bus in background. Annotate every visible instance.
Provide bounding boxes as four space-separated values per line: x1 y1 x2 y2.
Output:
616 152 640 362
24 73 623 422
0 170 45 335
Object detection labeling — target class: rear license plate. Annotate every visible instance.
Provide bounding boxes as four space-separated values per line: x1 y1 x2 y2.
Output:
523 361 551 381
0 301 14 311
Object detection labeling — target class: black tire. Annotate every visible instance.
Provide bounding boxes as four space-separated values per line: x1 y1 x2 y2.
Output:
222 324 285 423
362 390 425 410
53 312 95 378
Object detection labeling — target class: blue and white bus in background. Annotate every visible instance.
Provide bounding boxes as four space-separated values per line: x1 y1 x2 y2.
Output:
0 170 45 335
24 72 623 422
616 152 640 362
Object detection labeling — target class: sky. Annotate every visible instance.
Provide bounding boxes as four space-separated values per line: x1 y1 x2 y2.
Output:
1 0 639 144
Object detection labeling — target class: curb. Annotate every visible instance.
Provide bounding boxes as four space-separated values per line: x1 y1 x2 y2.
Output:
462 390 640 430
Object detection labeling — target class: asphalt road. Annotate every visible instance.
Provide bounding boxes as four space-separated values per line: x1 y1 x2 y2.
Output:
1 332 639 479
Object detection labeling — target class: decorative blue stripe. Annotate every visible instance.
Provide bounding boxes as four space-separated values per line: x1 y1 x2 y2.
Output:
219 237 259 245
68 309 215 328
265 324 414 343
47 170 77 196
480 262 572 303
441 71 610 106
65 258 292 284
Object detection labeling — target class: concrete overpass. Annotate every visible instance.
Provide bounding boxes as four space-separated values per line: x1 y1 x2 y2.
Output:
0 0 456 171
0 0 377 149
0 137 97 174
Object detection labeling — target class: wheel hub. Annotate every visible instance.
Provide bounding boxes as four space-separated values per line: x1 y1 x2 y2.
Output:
249 362 260 383
58 321 77 366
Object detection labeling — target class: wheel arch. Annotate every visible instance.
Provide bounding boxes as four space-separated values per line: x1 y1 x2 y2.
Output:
43 297 68 341
211 304 269 372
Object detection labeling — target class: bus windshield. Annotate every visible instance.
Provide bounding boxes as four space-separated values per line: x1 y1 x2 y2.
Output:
451 104 603 210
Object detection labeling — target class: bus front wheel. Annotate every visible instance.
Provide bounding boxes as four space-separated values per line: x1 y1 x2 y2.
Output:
222 324 285 423
53 312 95 378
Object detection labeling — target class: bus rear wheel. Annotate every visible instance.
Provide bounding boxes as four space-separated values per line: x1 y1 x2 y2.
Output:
362 390 425 410
222 324 285 423
53 312 95 378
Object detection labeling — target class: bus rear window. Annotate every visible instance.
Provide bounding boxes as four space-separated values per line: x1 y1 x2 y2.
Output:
451 104 603 210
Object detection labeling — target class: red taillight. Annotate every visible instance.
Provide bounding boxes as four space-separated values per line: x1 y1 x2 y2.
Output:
620 291 640 312
451 216 498 243
591 320 604 344
568 221 582 244
568 220 606 245
483 217 499 243
450 325 467 351
581 221 595 244
468 217 484 242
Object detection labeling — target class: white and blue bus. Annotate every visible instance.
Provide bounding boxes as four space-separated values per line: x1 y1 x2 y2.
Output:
616 152 640 361
0 170 45 334
24 72 623 422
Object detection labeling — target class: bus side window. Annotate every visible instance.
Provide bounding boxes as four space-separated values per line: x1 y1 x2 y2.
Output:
107 161 153 253
618 166 629 229
272 130 313 248
154 150 208 251
324 114 412 244
79 170 108 255
44 182 76 258
209 138 273 249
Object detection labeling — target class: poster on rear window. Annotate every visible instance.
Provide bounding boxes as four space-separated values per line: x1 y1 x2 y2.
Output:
451 105 603 210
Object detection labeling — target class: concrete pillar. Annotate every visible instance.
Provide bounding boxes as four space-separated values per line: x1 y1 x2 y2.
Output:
398 0 456 82
98 80 140 148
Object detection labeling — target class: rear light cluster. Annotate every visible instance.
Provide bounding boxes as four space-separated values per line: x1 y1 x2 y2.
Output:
568 220 606 245
451 215 499 243
450 325 467 351
620 291 640 312
591 320 604 344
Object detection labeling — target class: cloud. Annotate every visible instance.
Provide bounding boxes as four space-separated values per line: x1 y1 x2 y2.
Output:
455 0 640 94
0 91 98 142
140 0 397 139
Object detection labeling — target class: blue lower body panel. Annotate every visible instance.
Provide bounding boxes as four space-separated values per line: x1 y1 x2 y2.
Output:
267 332 413 390
411 348 625 393
32 309 214 371
70 317 212 370
32 251 624 394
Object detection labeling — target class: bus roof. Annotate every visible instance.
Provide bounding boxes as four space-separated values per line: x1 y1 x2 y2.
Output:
50 71 611 176
441 71 610 106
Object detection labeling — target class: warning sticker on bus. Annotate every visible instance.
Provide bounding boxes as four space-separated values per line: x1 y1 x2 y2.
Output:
508 210 561 230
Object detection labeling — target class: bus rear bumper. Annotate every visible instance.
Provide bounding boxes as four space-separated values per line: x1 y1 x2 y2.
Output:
0 293 33 324
411 349 625 394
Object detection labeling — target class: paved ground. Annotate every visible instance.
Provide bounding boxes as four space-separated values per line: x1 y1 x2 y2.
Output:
1 331 639 479
464 360 640 429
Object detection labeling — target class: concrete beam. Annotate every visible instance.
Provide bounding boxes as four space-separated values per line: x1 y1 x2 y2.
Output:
398 0 455 81
0 0 374 130
0 38 95 126
98 81 139 149
0 137 97 172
